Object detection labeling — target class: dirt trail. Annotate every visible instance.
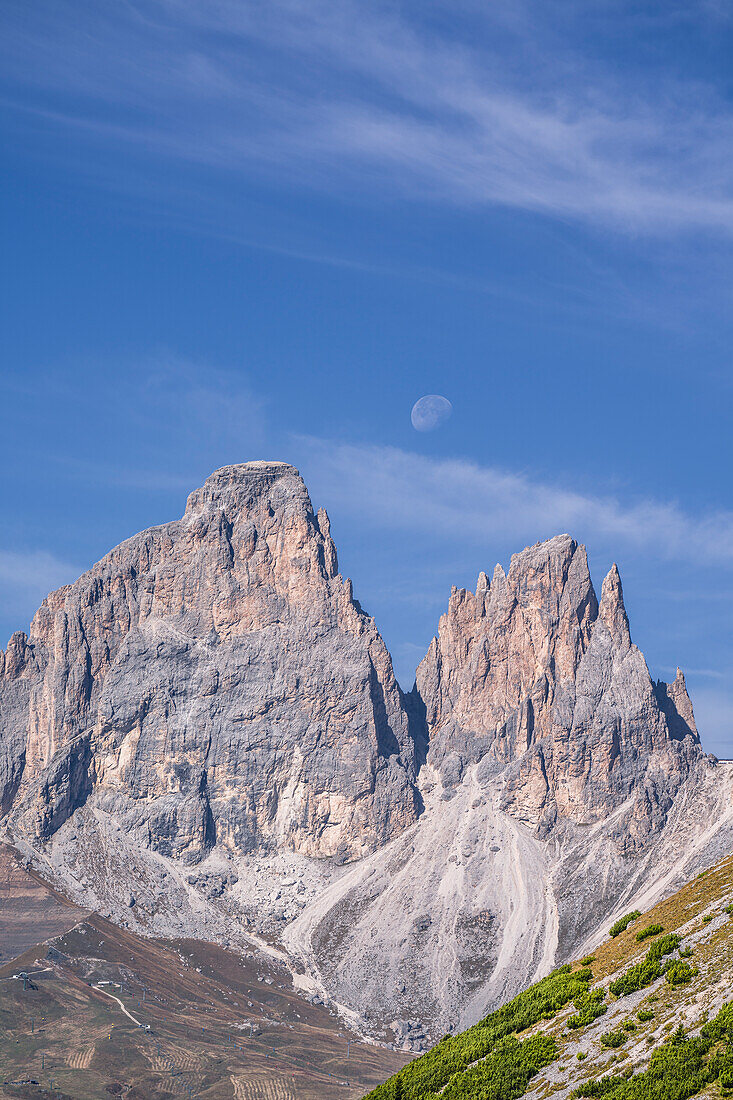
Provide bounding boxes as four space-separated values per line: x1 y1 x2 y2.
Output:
93 984 143 1027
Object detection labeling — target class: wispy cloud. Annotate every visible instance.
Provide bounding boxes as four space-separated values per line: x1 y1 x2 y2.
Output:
3 1 733 233
688 684 733 759
0 550 80 593
296 437 733 567
0 550 82 638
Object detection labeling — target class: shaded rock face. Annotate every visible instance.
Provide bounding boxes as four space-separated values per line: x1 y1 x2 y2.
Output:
415 535 703 850
0 463 420 862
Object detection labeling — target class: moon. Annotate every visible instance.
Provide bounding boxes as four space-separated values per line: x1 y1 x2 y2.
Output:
411 394 452 432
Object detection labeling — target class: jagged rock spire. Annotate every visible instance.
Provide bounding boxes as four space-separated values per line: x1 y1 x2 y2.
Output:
415 536 702 843
598 563 631 650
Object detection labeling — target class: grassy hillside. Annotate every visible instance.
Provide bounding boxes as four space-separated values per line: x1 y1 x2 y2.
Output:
364 852 733 1100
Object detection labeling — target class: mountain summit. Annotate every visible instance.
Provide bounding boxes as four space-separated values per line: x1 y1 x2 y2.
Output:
0 462 420 862
416 533 702 850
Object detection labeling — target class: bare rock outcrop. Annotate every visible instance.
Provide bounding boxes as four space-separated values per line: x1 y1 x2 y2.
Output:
0 462 420 862
415 535 704 848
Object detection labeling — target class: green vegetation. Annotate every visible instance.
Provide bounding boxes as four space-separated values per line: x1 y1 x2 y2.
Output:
647 934 681 962
577 1051 588 1061
609 934 681 997
637 1010 655 1022
610 911 641 938
566 989 607 1031
363 966 594 1100
439 1035 557 1100
702 914 713 924
600 1027 628 1049
665 961 698 987
581 955 596 966
571 1002 733 1098
636 923 664 942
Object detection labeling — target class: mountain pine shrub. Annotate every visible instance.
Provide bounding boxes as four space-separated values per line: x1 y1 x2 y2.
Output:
609 911 641 938
609 934 681 997
636 923 664 942
572 1002 733 1099
665 961 698 987
600 1028 627 1049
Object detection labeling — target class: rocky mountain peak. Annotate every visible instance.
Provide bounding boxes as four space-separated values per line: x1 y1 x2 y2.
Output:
0 463 420 861
415 534 703 843
655 667 700 744
185 461 309 518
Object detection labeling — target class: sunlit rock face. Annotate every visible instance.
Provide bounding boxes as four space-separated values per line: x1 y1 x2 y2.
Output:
1 463 727 1043
0 462 421 862
415 535 703 849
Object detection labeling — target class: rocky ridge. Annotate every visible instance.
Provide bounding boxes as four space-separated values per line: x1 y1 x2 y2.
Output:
1 462 731 1044
415 535 701 851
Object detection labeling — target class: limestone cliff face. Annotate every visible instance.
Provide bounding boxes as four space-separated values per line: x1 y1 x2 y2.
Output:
0 462 420 862
415 534 703 849
1 477 723 1040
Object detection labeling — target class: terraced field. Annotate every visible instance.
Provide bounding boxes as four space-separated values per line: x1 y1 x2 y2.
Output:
0 850 408 1099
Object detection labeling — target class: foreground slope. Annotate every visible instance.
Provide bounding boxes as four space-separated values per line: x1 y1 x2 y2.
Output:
364 850 733 1099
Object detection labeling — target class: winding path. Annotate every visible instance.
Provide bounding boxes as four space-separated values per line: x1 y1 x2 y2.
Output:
93 984 143 1027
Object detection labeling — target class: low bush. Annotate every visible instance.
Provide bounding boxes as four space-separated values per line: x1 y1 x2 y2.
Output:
647 933 681 962
637 1010 655 1022
566 989 607 1031
581 955 596 966
600 1028 627 1049
610 911 641 938
636 923 663 942
609 934 681 997
665 961 698 987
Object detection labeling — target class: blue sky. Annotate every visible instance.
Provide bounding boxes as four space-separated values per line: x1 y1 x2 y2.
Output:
1 1 732 754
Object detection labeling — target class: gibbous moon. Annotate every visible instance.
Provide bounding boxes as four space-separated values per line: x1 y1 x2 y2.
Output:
411 394 452 432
